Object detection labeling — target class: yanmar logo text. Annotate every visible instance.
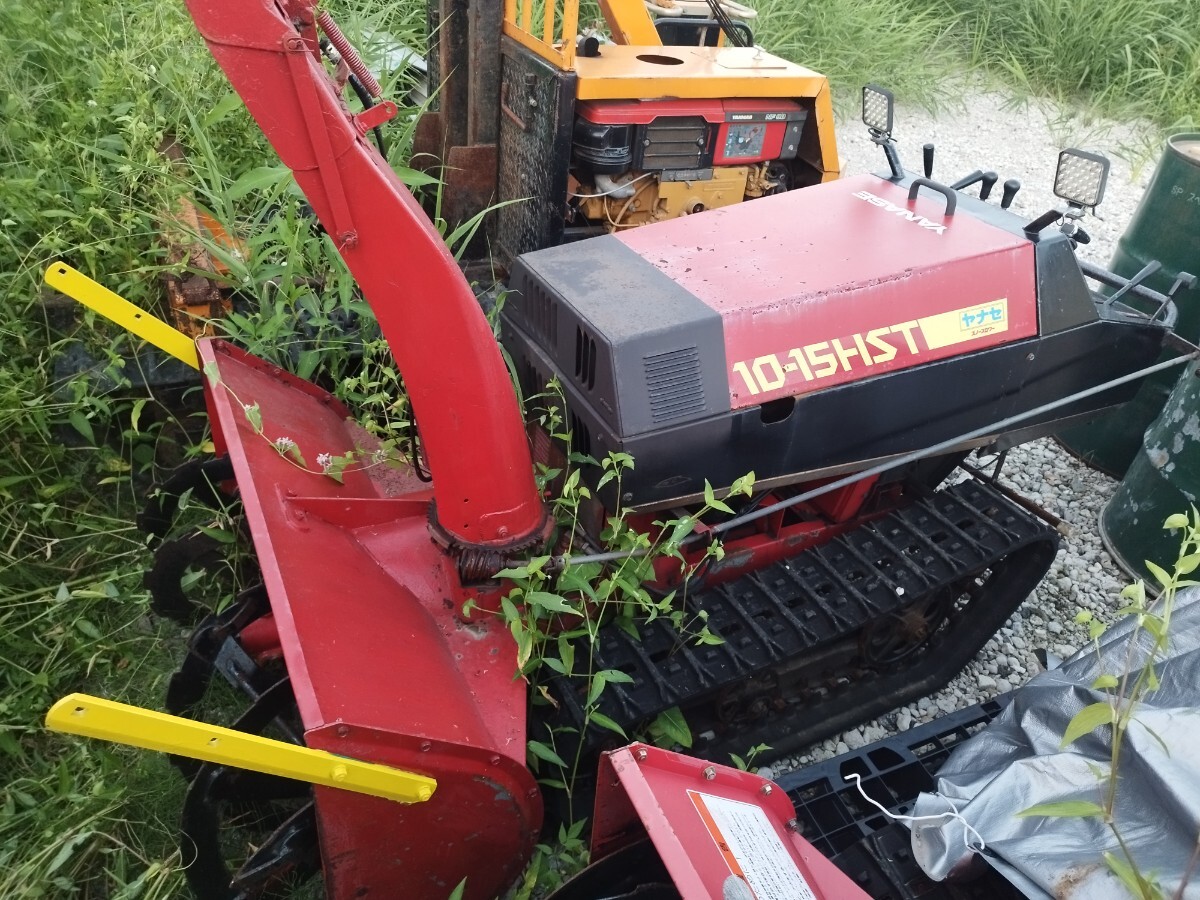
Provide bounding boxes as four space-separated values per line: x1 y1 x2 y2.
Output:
852 189 946 234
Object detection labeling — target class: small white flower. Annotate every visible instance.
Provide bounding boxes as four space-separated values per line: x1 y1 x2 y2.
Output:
372 448 388 464
316 452 333 470
86 100 97 108
274 437 296 451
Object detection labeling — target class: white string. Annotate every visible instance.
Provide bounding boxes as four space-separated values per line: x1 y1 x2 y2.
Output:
843 772 987 852
570 172 655 199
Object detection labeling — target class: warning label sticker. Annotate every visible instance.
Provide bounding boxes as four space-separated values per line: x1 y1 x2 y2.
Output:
687 790 817 900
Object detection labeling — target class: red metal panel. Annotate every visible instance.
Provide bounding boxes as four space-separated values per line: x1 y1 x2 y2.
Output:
617 173 1039 408
576 98 729 124
198 341 539 900
184 0 543 546
592 743 871 899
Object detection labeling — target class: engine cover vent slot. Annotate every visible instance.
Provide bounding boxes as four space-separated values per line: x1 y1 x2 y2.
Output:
569 412 593 457
637 116 709 171
523 282 558 345
644 346 705 423
574 326 598 390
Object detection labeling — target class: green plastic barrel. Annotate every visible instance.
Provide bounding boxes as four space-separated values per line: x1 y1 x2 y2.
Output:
1057 133 1200 477
1100 358 1200 583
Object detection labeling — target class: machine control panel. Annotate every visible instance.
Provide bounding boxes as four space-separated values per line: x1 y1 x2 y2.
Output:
722 123 768 160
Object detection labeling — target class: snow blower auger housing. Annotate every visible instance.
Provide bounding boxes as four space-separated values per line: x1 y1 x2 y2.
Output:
45 3 1199 899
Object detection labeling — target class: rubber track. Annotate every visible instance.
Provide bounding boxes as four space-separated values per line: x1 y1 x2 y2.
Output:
545 477 1059 763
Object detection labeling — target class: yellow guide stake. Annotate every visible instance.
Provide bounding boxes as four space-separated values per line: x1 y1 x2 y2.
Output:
47 693 436 804
44 262 199 370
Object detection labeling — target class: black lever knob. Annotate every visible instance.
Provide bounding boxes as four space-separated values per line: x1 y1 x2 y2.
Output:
1001 178 1021 210
923 143 935 178
980 171 998 200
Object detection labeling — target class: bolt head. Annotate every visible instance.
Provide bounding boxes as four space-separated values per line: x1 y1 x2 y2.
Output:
760 783 773 795
636 748 648 761
703 766 716 780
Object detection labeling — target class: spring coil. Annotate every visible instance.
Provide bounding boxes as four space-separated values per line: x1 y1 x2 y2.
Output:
316 10 381 98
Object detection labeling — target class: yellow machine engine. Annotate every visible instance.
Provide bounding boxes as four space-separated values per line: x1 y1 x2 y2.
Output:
418 0 840 261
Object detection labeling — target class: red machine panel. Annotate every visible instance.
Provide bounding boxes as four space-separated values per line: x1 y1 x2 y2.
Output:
617 173 1039 408
576 98 804 166
199 340 540 900
592 744 871 899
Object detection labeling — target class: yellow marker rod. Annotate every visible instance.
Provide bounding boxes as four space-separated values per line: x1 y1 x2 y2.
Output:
44 262 199 369
47 693 436 804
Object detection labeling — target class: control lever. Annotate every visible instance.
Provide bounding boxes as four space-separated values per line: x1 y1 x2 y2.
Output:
1000 179 1021 209
1103 261 1162 311
979 172 998 200
923 143 935 178
949 169 1001 199
949 169 983 190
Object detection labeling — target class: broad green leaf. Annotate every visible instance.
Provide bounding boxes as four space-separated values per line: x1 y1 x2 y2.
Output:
197 525 236 544
500 595 520 622
653 707 693 749
527 740 567 768
129 397 147 433
494 565 531 579
1061 701 1114 748
1177 553 1200 575
1144 559 1173 591
1016 800 1104 818
1121 581 1147 604
446 877 469 900
297 349 320 381
75 618 101 640
589 711 627 738
729 471 756 497
729 753 747 771
556 567 599 600
1163 513 1189 530
557 634 575 677
203 91 244 127
395 166 442 189
1091 674 1118 690
228 165 290 201
242 403 263 434
526 591 576 615
597 668 634 684
586 672 608 708
68 410 94 444
1102 850 1161 899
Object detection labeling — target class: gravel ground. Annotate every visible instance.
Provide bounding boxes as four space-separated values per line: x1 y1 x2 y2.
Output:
765 83 1163 776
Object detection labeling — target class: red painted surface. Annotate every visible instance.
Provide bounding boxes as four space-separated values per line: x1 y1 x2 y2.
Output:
577 98 801 165
618 173 1039 408
592 744 871 899
184 0 543 546
200 341 540 900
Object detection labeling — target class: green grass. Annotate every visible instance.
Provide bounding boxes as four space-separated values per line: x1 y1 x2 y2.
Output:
1 0 1197 896
940 0 1200 131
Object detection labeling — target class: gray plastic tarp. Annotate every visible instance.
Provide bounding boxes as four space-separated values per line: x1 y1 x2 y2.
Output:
910 587 1200 899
